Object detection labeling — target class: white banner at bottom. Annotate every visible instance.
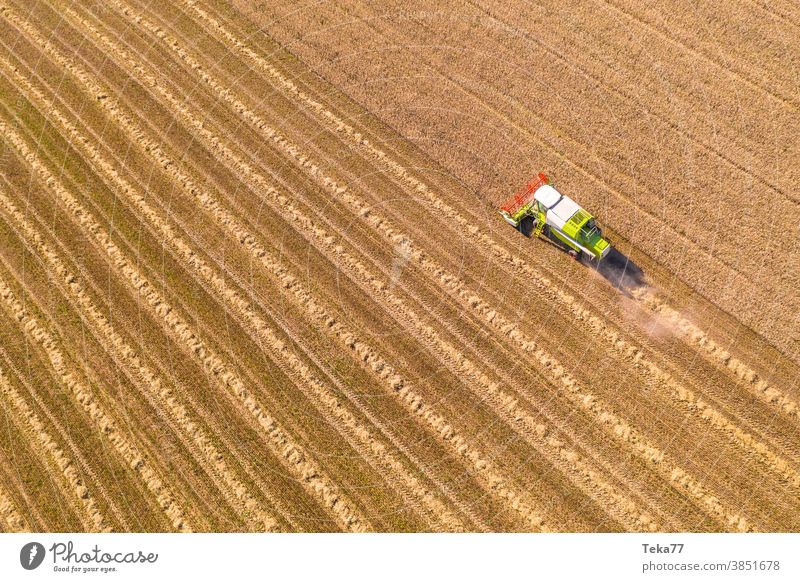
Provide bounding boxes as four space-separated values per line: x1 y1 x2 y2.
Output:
0 533 797 581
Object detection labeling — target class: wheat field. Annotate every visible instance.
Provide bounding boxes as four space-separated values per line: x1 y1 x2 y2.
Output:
0 0 798 532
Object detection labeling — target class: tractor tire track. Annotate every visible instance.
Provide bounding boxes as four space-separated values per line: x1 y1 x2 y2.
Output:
0 360 110 531
243 2 800 490
0 161 281 532
0 268 192 532
54 0 555 531
122 0 771 530
9 8 473 532
0 4 370 533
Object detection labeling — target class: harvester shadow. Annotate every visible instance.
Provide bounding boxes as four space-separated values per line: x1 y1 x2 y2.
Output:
588 247 647 293
519 218 646 294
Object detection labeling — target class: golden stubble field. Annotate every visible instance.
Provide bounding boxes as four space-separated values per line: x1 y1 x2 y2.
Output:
0 0 798 532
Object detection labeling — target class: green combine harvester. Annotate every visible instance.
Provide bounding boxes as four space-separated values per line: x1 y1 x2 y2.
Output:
499 173 611 261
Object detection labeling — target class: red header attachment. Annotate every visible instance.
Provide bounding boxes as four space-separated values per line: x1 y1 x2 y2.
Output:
500 173 549 214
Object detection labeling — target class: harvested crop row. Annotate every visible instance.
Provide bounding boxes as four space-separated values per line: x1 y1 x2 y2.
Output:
0 158 280 532
0 463 29 532
0 4 370 533
2 0 796 532
0 360 109 531
310 201 749 530
0 118 239 531
0 99 350 528
159 0 784 528
0 133 299 532
0 51 338 531
0 269 191 532
1 39 463 532
57 0 562 531
98 0 657 531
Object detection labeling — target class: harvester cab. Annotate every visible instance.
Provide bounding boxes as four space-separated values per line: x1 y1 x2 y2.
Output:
499 173 611 261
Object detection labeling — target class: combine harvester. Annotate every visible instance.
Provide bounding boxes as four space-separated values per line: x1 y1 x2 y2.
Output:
499 173 611 261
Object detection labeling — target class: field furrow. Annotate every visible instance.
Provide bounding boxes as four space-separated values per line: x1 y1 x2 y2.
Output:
0 263 191 532
0 39 466 532
0 360 109 531
0 481 27 532
240 0 799 364
0 164 280 532
0 4 377 532
0 0 795 532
